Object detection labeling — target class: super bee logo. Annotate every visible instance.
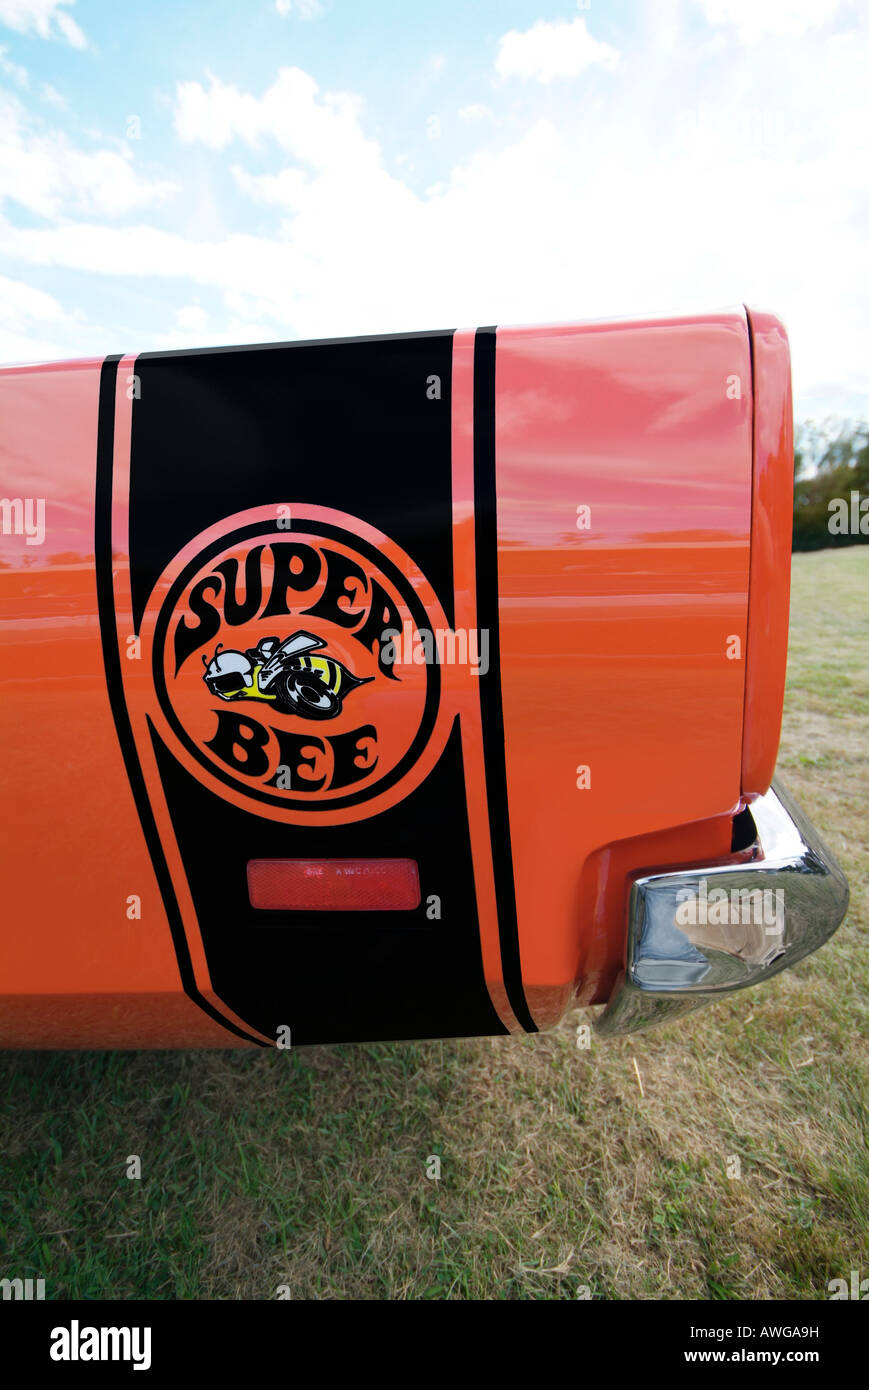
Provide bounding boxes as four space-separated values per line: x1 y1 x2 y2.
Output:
203 632 371 721
145 506 453 826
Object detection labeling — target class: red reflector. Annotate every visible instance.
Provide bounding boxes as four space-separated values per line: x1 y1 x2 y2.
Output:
247 859 421 911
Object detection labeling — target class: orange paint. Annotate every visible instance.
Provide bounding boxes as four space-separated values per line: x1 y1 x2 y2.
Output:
451 327 522 1034
741 309 793 800
0 358 247 1045
494 310 754 1021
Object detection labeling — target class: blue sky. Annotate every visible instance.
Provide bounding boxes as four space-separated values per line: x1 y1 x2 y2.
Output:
0 0 867 421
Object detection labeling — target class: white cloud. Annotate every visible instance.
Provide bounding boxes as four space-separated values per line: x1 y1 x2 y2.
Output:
275 0 324 19
495 16 620 83
0 91 178 217
154 299 292 350
155 301 210 347
172 303 209 334
40 80 66 107
458 103 494 121
0 272 93 363
0 271 69 322
174 68 380 174
697 0 844 42
231 163 309 210
0 42 27 86
0 0 86 48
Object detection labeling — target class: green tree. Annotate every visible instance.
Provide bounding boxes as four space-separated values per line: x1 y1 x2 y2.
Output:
792 420 869 551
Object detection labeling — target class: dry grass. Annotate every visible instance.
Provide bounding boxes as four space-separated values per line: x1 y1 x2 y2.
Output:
1 548 866 1299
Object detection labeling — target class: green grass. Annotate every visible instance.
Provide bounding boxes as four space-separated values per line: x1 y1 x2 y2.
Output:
1 549 867 1299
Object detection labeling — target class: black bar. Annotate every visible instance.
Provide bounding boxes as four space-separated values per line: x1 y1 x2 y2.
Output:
93 355 265 1047
473 327 537 1034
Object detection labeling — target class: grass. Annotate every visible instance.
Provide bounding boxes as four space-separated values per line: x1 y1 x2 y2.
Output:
1 548 866 1300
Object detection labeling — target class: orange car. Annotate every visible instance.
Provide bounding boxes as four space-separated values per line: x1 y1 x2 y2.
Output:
0 307 848 1048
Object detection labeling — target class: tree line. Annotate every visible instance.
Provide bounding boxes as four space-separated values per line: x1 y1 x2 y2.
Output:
793 420 869 551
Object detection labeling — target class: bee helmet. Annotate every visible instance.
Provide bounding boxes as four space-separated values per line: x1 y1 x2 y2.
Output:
203 644 254 696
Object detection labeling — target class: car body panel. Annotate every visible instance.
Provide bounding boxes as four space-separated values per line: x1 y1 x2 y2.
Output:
0 309 844 1047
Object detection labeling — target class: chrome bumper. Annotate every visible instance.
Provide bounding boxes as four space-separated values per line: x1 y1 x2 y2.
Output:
595 780 849 1036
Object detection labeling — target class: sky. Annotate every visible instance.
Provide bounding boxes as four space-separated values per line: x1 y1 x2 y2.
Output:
0 0 867 422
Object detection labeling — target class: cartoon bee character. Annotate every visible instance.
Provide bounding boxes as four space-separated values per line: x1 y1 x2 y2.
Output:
203 631 371 721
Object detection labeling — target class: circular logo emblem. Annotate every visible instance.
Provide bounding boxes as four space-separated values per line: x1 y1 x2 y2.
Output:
143 505 453 825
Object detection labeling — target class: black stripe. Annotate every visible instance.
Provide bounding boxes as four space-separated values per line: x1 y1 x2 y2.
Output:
473 328 538 1033
94 356 266 1047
